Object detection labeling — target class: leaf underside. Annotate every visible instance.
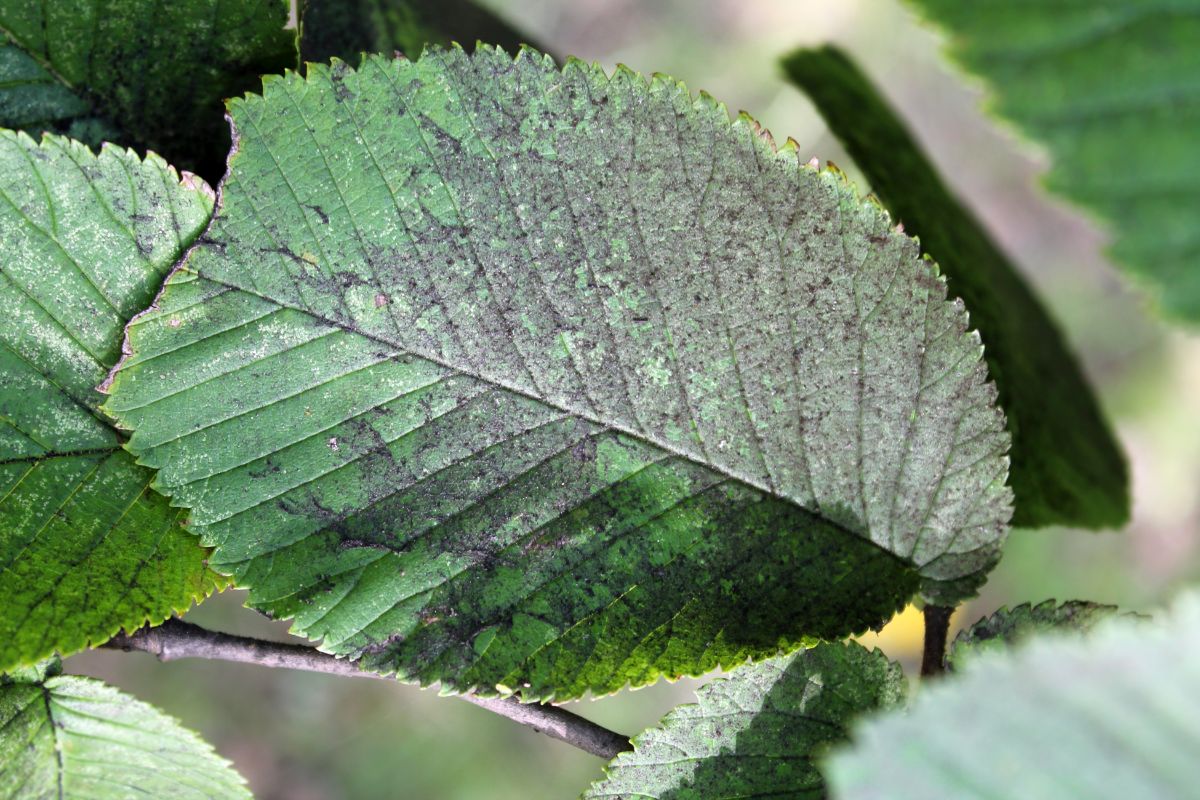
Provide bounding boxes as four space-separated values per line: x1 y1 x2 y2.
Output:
586 642 905 800
0 130 220 672
0 0 296 179
906 0 1200 322
104 47 1010 700
827 592 1200 800
947 599 1123 670
782 45 1128 530
0 670 251 799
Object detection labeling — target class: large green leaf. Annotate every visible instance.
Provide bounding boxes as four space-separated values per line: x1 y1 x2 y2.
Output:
947 599 1122 670
0 130 221 672
301 0 540 64
0 659 251 799
0 0 296 179
906 0 1200 322
826 592 1200 799
782 46 1127 530
586 642 905 800
103 47 1011 700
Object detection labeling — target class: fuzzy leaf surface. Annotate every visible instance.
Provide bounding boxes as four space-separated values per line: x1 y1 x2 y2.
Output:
586 642 905 799
0 0 296 179
907 0 1200 322
782 46 1127 529
0 131 221 672
0 665 251 799
947 599 1123 670
104 48 1011 700
827 593 1200 800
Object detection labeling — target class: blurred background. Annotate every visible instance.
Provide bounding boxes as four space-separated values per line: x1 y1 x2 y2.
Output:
66 1 1200 797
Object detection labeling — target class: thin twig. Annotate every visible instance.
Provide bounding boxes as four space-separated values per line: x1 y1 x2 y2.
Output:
921 604 954 677
101 619 631 760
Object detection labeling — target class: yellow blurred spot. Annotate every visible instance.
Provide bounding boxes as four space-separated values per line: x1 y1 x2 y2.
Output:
855 604 969 664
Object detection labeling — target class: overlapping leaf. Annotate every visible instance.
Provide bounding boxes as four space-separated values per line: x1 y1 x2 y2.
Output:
586 643 905 799
0 659 251 799
0 0 296 179
827 592 1200 800
0 130 221 672
947 599 1122 670
103 47 1011 700
906 0 1200 321
782 46 1127 529
301 0 539 64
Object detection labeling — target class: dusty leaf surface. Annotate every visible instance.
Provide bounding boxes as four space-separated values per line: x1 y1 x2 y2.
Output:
104 47 1012 699
0 131 221 672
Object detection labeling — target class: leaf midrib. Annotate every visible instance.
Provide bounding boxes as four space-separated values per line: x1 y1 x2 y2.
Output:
158 265 914 566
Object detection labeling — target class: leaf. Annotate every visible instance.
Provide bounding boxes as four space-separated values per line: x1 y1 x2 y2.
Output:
0 31 98 132
0 130 222 672
781 46 1127 530
300 0 541 64
826 592 1200 800
585 642 905 800
102 47 1012 700
904 1 1200 322
0 0 296 179
947 599 1123 670
0 662 251 799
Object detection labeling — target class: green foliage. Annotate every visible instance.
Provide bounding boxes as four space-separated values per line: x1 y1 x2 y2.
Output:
905 0 1200 322
0 661 251 798
782 46 1127 530
0 3 1170 795
586 643 905 800
0 131 222 673
826 593 1200 800
948 599 1122 670
0 0 296 179
102 46 1012 699
301 0 538 64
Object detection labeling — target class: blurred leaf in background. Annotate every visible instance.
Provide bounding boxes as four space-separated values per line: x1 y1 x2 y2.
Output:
906 0 1200 322
828 592 1200 799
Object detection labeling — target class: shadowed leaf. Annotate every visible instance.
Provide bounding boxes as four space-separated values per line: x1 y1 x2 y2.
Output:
103 47 1011 700
947 599 1124 670
586 642 905 799
301 0 541 64
0 130 222 672
782 45 1127 530
0 0 296 179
